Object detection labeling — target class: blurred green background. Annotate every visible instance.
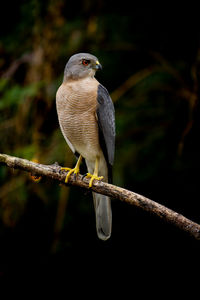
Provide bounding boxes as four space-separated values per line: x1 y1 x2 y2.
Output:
0 1 200 279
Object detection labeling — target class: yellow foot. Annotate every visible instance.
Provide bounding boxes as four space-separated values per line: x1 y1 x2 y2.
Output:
61 155 82 184
86 173 104 188
61 166 80 183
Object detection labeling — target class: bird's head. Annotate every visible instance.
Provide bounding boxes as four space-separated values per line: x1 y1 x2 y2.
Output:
63 53 102 81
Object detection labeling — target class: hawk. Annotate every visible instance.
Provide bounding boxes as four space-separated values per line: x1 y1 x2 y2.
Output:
56 53 115 240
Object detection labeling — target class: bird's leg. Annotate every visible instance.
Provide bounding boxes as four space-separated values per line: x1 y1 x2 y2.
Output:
61 155 82 183
86 156 103 188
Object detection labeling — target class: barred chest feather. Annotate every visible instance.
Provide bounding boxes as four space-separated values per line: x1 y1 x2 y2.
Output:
56 77 102 161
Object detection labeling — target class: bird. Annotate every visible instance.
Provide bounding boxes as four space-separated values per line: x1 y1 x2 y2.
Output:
56 53 115 240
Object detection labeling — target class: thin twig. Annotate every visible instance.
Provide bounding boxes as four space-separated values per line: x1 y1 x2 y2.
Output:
0 152 200 240
2 53 33 79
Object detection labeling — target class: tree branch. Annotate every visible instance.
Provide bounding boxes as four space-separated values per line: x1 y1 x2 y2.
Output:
1 152 200 240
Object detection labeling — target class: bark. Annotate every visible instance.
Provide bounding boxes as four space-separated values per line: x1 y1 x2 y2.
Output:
1 152 200 240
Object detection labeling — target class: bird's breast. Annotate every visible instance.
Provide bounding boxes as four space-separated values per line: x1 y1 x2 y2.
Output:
56 78 101 160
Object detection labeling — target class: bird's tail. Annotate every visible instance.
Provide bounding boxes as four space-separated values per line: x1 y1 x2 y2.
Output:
85 157 112 240
92 192 112 241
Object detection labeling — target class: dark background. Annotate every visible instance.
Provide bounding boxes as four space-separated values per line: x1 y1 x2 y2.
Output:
0 1 200 285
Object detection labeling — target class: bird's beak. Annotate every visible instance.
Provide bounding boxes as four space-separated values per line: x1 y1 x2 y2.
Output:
95 61 102 70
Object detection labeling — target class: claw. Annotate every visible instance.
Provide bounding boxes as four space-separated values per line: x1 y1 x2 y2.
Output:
60 167 71 172
86 173 104 188
61 155 82 183
61 167 80 183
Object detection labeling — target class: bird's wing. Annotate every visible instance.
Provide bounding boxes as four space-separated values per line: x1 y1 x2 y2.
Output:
96 84 115 167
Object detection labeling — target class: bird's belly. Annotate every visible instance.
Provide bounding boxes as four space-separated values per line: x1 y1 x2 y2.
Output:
60 111 101 161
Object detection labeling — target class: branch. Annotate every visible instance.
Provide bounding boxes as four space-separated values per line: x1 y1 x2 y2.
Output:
1 153 200 240
2 53 33 79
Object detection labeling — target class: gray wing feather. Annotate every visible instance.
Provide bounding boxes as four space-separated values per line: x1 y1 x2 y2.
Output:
97 84 115 166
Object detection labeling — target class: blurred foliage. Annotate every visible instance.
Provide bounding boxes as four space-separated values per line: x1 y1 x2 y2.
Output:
1 0 200 276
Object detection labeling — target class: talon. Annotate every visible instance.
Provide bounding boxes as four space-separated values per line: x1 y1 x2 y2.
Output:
67 168 76 183
61 167 71 171
73 168 79 179
61 166 81 183
82 173 87 179
61 155 82 183
86 173 104 188
61 167 74 183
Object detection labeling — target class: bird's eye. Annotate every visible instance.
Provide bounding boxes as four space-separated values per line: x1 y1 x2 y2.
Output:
82 59 90 66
